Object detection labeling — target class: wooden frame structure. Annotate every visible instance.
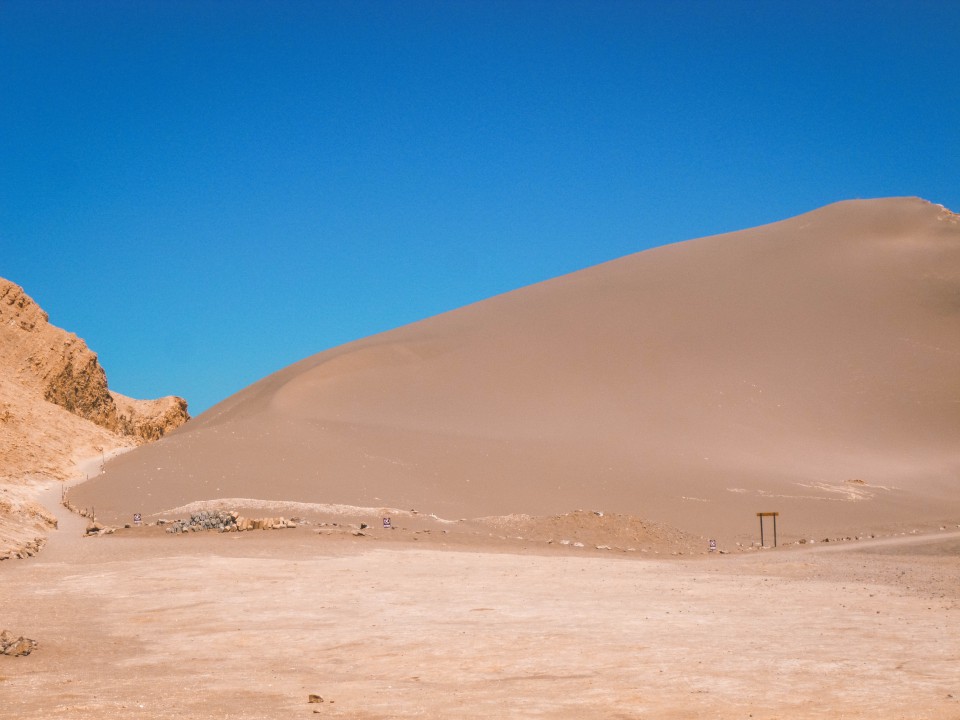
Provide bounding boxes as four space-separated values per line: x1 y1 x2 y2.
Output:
757 511 779 548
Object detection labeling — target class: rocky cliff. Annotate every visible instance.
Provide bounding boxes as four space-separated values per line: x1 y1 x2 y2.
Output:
0 276 189 558
0 278 189 446
111 392 190 443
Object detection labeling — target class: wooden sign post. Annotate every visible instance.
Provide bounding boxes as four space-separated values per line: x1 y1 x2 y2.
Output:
757 511 779 548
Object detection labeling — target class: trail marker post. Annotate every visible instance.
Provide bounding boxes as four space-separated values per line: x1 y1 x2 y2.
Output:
757 511 779 548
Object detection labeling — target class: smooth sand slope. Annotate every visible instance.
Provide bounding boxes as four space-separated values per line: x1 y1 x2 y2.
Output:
71 197 960 543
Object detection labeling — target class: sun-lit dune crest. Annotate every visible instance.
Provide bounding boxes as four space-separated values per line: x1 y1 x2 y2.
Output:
72 197 960 541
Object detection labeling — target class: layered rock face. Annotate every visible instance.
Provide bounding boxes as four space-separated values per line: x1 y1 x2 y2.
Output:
111 392 190 443
0 279 189 442
0 276 188 558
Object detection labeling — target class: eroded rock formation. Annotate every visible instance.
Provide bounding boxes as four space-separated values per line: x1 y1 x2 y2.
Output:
0 279 189 440
0 276 189 559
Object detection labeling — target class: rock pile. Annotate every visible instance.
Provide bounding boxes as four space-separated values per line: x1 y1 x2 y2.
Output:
1 629 37 656
85 521 115 536
0 535 45 560
166 510 238 533
234 516 297 531
165 511 297 534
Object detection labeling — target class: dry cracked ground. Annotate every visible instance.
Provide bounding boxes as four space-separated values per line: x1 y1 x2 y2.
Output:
1 485 959 720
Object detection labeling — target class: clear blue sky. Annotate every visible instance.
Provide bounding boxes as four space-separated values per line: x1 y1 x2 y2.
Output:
2 1 958 414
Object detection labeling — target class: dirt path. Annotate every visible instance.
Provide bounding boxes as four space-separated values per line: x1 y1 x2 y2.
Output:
790 529 960 555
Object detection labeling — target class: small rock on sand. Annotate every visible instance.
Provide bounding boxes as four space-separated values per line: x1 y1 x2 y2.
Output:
1 629 38 656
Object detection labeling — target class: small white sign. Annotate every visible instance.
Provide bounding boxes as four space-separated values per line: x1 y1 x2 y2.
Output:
708 539 717 552
133 513 142 526
382 517 391 529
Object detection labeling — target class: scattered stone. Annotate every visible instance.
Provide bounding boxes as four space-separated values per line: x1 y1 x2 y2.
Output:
1 629 37 656
308 694 323 703
85 521 116 536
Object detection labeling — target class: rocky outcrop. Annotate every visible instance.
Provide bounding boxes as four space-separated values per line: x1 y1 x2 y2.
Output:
1 630 38 656
0 278 189 443
41 350 118 430
112 392 190 443
1 280 118 430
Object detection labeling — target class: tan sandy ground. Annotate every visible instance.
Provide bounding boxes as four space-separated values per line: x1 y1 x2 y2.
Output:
1 481 959 719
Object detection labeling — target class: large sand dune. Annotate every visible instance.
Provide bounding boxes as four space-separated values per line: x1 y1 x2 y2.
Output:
71 197 960 543
6 198 960 719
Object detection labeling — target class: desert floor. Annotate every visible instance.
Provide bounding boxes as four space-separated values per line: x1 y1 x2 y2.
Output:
1 483 959 720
